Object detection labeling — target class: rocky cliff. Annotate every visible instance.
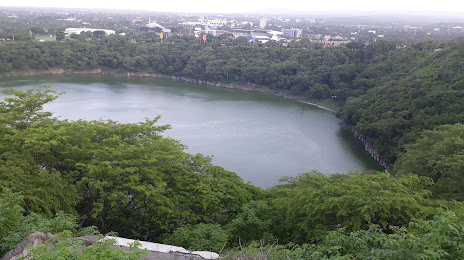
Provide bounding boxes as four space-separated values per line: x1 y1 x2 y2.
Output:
339 123 391 171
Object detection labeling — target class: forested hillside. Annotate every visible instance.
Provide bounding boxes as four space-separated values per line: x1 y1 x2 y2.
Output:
0 37 396 101
339 39 464 164
1 35 464 258
0 36 462 169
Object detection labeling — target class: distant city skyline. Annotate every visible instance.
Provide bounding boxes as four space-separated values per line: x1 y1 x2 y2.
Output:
1 0 464 14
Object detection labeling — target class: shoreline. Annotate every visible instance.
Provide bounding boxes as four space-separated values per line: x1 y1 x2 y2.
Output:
0 68 338 113
339 123 391 171
1 68 389 171
295 100 336 113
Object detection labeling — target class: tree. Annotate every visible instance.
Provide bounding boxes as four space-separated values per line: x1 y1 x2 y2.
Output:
346 41 365 51
164 224 228 253
0 85 59 128
271 171 447 243
226 200 279 246
395 124 464 200
27 237 148 260
93 30 106 39
56 32 65 41
233 36 249 46
308 211 464 259
0 191 80 257
218 33 234 42
0 86 262 242
0 86 78 216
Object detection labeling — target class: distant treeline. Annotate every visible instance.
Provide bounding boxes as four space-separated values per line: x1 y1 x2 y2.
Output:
0 36 463 166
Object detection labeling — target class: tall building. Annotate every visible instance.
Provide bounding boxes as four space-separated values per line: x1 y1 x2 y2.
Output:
259 17 268 29
281 28 303 38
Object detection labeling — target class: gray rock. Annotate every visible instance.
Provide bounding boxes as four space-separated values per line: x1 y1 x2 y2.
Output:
1 232 53 260
2 233 220 260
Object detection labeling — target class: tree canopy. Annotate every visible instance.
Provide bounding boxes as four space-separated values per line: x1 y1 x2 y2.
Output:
0 86 262 247
395 123 464 200
1 36 462 171
269 171 456 243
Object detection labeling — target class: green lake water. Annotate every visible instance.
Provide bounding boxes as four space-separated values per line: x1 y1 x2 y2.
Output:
0 75 381 188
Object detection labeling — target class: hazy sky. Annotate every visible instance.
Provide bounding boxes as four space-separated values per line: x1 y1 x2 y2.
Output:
1 0 464 14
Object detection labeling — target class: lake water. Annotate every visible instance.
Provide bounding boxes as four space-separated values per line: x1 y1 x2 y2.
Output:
0 75 381 188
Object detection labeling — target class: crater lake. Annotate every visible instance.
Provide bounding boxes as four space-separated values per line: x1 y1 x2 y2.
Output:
0 75 381 188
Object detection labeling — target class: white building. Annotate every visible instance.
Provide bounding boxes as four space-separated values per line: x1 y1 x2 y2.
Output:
64 28 116 36
259 17 268 29
145 19 164 29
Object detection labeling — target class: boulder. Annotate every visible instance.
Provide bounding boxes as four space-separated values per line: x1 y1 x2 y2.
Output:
1 232 53 260
2 233 219 260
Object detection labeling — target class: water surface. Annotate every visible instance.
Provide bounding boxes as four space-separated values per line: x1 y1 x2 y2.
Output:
0 75 381 188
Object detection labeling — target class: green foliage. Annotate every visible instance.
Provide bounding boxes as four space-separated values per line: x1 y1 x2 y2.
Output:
0 85 59 127
2 37 461 169
1 36 464 255
395 123 464 200
0 87 261 243
270 171 444 243
224 211 464 259
0 191 24 253
226 200 279 246
71 120 261 239
0 191 78 257
26 237 148 260
339 40 464 164
0 86 77 216
0 38 364 102
164 224 228 253
307 211 464 259
222 241 309 260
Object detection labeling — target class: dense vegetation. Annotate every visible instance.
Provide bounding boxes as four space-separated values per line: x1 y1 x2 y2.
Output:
339 40 464 163
0 33 463 258
0 87 262 256
0 36 394 101
1 36 462 168
1 87 463 258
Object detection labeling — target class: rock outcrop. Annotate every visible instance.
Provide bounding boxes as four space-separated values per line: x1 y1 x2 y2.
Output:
2 233 219 260
339 123 391 171
1 232 53 260
103 236 219 260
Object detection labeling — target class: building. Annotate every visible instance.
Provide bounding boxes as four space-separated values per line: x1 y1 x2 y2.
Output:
145 19 164 29
259 17 268 29
281 28 303 38
163 28 172 34
250 35 270 43
64 28 115 36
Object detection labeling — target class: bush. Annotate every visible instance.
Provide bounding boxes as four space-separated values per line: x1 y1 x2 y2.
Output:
164 224 228 253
